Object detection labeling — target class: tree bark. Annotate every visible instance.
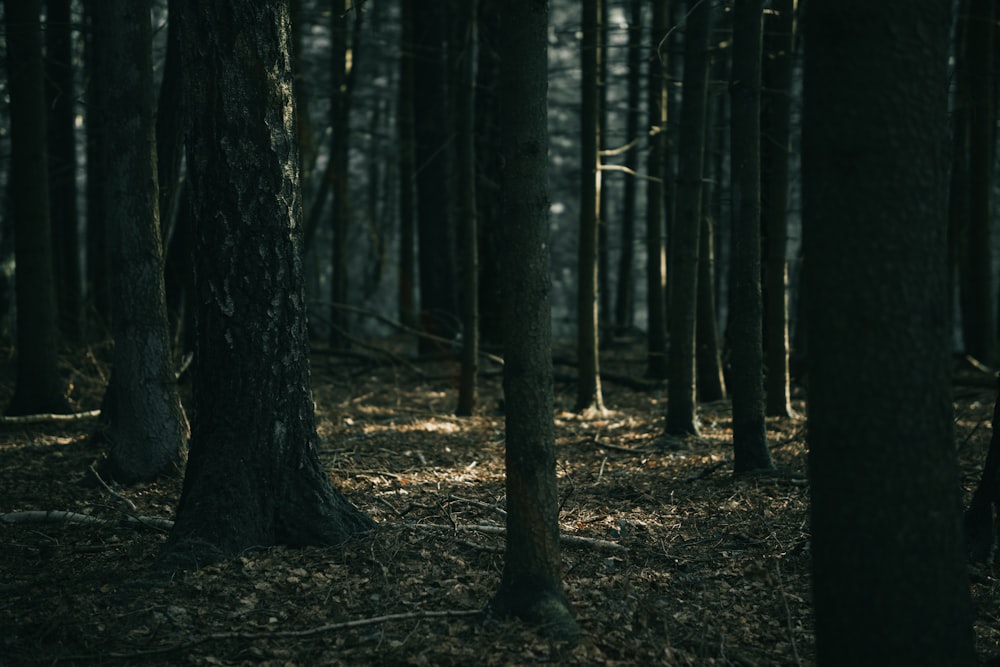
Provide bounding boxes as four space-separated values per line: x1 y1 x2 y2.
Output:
3 0 69 416
489 0 579 641
803 1 975 662
161 0 373 570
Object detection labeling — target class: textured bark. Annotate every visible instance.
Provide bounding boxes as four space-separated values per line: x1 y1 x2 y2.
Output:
666 0 713 435
161 0 373 570
575 0 606 414
93 0 189 485
760 0 795 418
729 0 772 473
4 0 69 416
489 0 578 641
644 0 669 380
804 1 975 662
614 0 641 336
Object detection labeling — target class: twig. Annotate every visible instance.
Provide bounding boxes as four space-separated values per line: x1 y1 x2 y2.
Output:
88 464 138 511
0 409 101 425
398 522 627 552
0 510 174 531
683 460 727 482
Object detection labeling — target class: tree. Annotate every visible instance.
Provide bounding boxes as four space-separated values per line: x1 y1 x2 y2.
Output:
488 0 579 640
645 0 669 380
160 0 373 569
329 0 352 347
45 0 82 340
803 1 976 662
728 0 772 473
90 0 189 485
398 0 417 330
964 382 1000 562
760 0 796 418
666 0 713 435
575 0 606 414
3 0 70 417
453 0 479 417
83 0 111 329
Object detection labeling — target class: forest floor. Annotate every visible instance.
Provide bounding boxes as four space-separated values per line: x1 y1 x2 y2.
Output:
1 337 1000 666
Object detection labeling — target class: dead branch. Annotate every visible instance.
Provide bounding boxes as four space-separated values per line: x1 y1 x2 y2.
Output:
0 409 101 425
88 464 138 511
1 510 174 531
396 521 628 552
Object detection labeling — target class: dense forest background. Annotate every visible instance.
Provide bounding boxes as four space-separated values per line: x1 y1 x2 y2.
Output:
2 0 1000 665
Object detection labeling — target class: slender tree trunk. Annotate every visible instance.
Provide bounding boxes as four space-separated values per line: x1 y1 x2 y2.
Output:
453 0 478 417
329 0 351 347
729 0 772 473
645 0 669 380
576 0 606 414
398 0 417 330
761 0 796 418
4 0 69 417
615 0 642 336
696 202 725 402
597 0 611 337
46 0 82 341
804 1 975 662
489 0 578 639
666 0 713 435
84 0 111 331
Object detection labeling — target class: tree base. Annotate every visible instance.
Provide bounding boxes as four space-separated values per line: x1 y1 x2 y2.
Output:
488 587 581 643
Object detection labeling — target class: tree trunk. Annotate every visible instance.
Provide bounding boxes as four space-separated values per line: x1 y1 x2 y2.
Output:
576 0 606 414
760 0 796 418
803 1 975 662
666 0 713 435
489 0 578 640
696 203 725 402
729 0 772 473
398 0 417 330
84 0 111 330
453 0 478 417
644 0 669 380
161 0 373 571
3 0 69 417
329 0 352 347
964 382 1000 562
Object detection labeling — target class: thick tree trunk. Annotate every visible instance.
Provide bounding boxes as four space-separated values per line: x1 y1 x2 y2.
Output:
729 0 772 473
666 0 713 435
4 0 69 417
161 0 373 570
92 0 189 485
489 0 578 641
803 1 975 662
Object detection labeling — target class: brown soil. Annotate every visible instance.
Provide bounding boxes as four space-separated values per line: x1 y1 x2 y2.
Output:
1 340 999 666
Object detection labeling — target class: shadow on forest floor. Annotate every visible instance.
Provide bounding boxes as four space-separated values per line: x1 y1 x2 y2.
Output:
1 339 999 665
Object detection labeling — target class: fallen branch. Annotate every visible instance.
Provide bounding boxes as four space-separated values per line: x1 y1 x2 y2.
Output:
0 510 174 531
0 409 101 425
397 521 627 552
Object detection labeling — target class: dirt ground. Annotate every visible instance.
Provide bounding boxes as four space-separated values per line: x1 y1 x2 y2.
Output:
2 339 999 666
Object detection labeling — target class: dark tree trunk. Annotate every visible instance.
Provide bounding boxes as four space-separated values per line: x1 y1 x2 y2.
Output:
161 0 373 570
489 0 578 640
329 0 351 347
413 2 457 354
760 0 796 418
45 0 82 341
666 0 713 435
965 383 1000 562
614 0 642 336
453 0 478 417
84 0 111 330
575 0 606 414
803 1 975 662
597 0 611 337
696 203 725 402
91 0 189 485
4 0 69 417
398 0 417 330
729 0 772 473
644 0 669 380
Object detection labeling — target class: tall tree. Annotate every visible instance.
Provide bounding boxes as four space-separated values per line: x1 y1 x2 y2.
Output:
92 0 189 484
488 0 578 639
45 0 82 340
803 1 976 663
3 0 69 416
84 0 111 329
645 0 669 380
576 0 606 414
329 0 352 347
453 0 479 417
666 0 713 435
398 0 417 330
728 0 772 473
160 0 373 569
760 0 796 418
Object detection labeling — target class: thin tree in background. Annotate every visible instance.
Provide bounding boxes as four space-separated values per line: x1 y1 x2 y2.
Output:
84 0 111 329
597 0 611 336
453 0 478 417
488 0 579 639
761 0 796 418
666 0 713 435
161 0 373 570
46 0 82 340
576 0 606 414
804 0 975 662
645 0 669 380
614 0 642 337
329 0 352 347
696 188 726 402
4 0 69 416
92 0 189 484
398 0 417 330
729 0 772 473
